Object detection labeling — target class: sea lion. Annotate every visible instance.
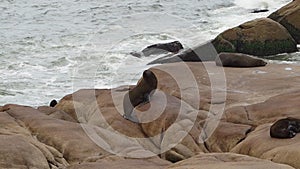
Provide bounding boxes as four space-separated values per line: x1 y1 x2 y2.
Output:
131 41 183 58
270 117 300 138
123 69 158 122
215 52 267 67
50 99 57 107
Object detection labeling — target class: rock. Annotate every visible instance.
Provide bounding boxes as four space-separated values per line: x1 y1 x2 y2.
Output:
224 91 300 127
131 41 183 58
269 0 300 43
148 41 217 65
150 62 300 112
167 153 295 169
251 9 269 13
231 124 300 169
0 135 49 169
212 18 298 56
56 86 208 162
37 106 77 122
0 107 69 168
2 104 109 164
215 52 267 67
135 93 208 162
204 122 253 152
67 156 171 169
2 61 300 168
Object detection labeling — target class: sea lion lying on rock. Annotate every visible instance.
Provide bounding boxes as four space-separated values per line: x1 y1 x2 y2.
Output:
270 117 300 138
131 41 183 58
215 52 267 67
123 69 158 123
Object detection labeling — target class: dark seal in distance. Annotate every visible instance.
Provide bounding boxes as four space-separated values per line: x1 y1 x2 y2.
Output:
270 117 300 139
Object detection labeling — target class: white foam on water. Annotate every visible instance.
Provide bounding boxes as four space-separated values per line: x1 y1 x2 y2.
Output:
234 0 291 10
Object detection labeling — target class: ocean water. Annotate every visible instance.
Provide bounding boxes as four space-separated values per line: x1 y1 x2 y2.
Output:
0 0 298 106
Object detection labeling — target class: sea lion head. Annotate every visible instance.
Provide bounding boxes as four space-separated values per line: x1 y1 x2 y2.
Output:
258 59 267 66
143 69 158 90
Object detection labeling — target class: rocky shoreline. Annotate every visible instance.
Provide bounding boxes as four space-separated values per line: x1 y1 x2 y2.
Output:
2 62 300 168
1 1 300 169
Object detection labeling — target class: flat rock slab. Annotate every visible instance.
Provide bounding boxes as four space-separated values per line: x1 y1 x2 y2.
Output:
67 156 171 169
167 153 295 169
232 124 300 169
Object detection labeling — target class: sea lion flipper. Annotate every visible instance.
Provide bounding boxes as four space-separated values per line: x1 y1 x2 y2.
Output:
123 92 140 123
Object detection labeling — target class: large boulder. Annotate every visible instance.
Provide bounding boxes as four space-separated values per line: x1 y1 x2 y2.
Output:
147 41 217 65
167 153 295 169
232 124 300 169
0 106 70 168
0 134 49 169
269 0 300 43
56 86 209 162
131 41 184 58
67 156 171 169
212 18 298 56
224 91 300 127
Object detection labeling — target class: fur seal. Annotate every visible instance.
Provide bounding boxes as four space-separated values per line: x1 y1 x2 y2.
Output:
123 69 158 122
215 52 267 67
131 41 183 58
270 117 300 138
50 99 57 107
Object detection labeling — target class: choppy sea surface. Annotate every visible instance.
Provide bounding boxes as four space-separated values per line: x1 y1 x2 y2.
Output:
0 0 298 106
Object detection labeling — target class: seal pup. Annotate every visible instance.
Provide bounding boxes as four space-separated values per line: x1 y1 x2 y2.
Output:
123 69 158 123
270 117 300 138
49 99 58 107
131 41 183 58
215 52 267 67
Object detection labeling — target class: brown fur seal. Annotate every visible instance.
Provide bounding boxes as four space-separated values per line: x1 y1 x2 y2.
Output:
131 41 183 58
215 52 267 67
270 117 300 138
123 69 158 122
50 100 57 107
